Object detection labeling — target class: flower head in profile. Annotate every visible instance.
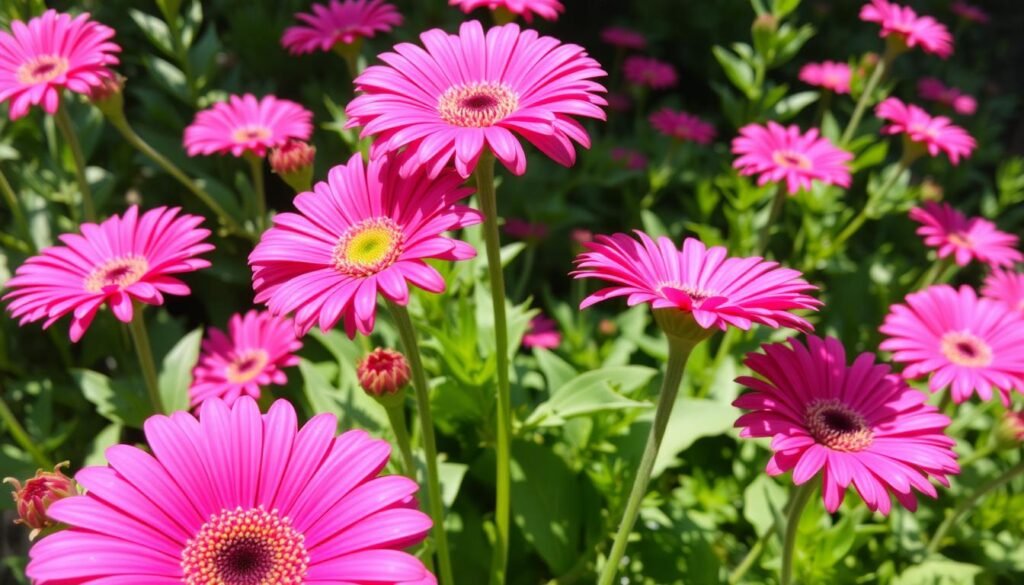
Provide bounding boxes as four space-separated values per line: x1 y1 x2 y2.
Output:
798 61 852 94
649 108 715 144
732 122 852 195
880 285 1024 405
624 56 677 89
573 232 820 335
26 397 435 584
734 335 959 515
859 0 953 58
0 10 120 120
917 77 976 115
189 310 302 408
184 94 313 158
3 206 212 342
908 202 1021 268
982 269 1024 314
522 314 561 349
450 0 564 23
282 0 402 54
5 463 77 539
601 26 647 50
951 1 989 24
875 98 975 164
250 153 481 338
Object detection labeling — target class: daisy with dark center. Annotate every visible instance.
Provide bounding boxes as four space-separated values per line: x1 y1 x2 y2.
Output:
909 201 1022 269
449 0 564 24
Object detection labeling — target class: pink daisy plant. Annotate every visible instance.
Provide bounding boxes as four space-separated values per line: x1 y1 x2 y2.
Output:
908 201 1021 268
951 1 989 24
572 232 820 332
649 108 716 144
624 55 677 90
917 77 976 116
860 0 953 58
734 335 959 515
880 285 1024 405
732 122 853 195
876 97 975 164
522 313 561 349
189 310 303 408
281 0 403 55
450 0 565 23
798 61 852 94
0 9 120 120
601 26 647 51
184 94 313 158
250 153 481 338
982 269 1024 314
3 206 212 342
26 397 435 584
346 20 607 178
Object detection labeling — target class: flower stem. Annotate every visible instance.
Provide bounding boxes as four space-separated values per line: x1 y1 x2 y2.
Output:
597 335 698 585
126 310 164 415
911 256 956 291
475 151 513 585
817 159 908 263
0 163 33 248
728 524 773 585
54 102 96 222
247 154 267 232
755 184 787 257
0 391 52 468
840 52 889 146
383 400 418 481
780 482 815 585
386 300 454 585
925 459 1024 557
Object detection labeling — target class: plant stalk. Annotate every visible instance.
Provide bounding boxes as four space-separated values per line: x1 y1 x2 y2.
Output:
755 183 788 256
247 154 267 232
383 400 418 481
840 52 890 146
780 482 816 585
126 309 164 414
54 102 96 221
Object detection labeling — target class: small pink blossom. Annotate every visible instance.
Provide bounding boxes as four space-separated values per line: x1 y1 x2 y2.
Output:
876 97 975 164
610 147 647 170
951 1 989 24
184 94 313 158
798 61 852 94
860 0 953 58
649 108 715 144
601 26 647 50
281 0 402 54
917 77 976 116
624 56 677 90
732 122 852 195
522 314 561 349
606 92 632 112
909 202 1021 268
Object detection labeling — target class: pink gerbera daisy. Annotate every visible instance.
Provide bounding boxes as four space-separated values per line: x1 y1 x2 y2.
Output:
601 26 647 50
951 1 989 24
184 94 313 158
250 153 481 338
734 335 959 515
26 397 435 584
346 20 607 178
876 97 975 164
917 77 977 115
624 56 677 89
281 0 403 55
3 206 212 342
189 310 303 408
982 269 1024 314
0 10 120 120
908 201 1022 268
732 122 852 195
859 0 953 58
573 232 820 332
880 285 1024 404
450 0 564 23
798 61 852 94
649 108 716 144
522 314 561 349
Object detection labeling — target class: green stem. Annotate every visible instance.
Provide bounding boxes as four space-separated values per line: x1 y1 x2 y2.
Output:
597 335 698 585
780 482 815 585
817 159 908 262
247 155 267 232
912 256 955 291
160 7 198 104
54 102 96 221
387 301 454 585
729 524 773 585
0 393 52 468
383 401 418 481
840 53 890 146
126 310 164 414
0 164 33 248
476 151 513 585
925 459 1024 557
755 184 787 257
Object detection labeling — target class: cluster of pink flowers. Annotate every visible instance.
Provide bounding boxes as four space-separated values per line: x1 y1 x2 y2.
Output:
649 108 716 144
917 77 977 115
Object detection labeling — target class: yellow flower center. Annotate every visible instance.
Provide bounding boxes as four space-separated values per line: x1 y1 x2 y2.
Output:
83 255 149 293
232 125 272 144
225 350 270 384
332 217 404 277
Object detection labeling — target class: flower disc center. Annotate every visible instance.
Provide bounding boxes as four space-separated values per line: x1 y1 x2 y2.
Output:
940 331 993 367
438 82 519 127
332 217 404 277
232 125 273 144
226 350 270 384
947 231 973 248
84 255 149 293
17 55 70 85
771 149 812 170
805 399 873 452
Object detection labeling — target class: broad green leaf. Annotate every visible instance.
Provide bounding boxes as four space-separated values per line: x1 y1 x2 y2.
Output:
74 369 150 428
83 424 123 467
533 347 578 392
439 461 468 509
652 398 737 477
743 474 787 536
298 358 387 432
524 366 655 427
129 9 174 57
511 441 581 575
771 91 819 121
893 559 983 585
158 327 203 413
713 46 756 98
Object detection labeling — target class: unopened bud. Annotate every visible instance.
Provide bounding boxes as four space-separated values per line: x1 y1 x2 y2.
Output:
270 140 316 193
358 348 411 400
88 73 126 122
5 462 77 539
597 319 618 337
996 410 1024 448
752 14 779 34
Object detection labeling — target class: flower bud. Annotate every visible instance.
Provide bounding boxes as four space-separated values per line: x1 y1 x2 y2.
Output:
995 410 1024 448
88 73 126 123
597 318 618 337
5 462 77 539
358 348 411 399
270 140 316 193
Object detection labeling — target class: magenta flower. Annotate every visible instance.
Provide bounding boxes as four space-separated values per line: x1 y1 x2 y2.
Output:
0 10 120 120
875 97 975 164
649 108 715 144
908 201 1021 268
573 232 820 332
450 0 564 23
250 153 481 338
189 310 303 408
860 0 953 58
606 92 632 112
184 94 313 158
346 21 606 179
734 335 959 515
880 285 1024 405
601 26 647 50
798 61 852 94
282 0 402 55
951 1 989 24
917 77 976 115
732 122 852 195
624 56 677 89
982 269 1024 314
522 314 561 349
503 218 549 241
610 146 648 170
26 397 435 584
3 206 212 342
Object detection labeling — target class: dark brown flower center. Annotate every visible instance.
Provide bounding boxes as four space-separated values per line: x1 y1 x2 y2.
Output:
940 331 992 367
805 399 873 452
438 82 519 127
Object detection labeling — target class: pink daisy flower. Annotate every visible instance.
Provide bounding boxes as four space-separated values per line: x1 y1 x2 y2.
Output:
908 201 1022 268
189 310 303 408
3 206 212 342
184 94 313 158
649 108 716 144
522 314 561 349
281 0 403 55
601 26 647 50
731 122 853 195
26 397 435 584
734 335 959 515
876 97 975 164
450 0 565 23
624 56 677 89
859 0 953 58
572 232 820 332
951 1 989 24
917 77 976 116
345 20 607 178
0 9 120 120
982 269 1024 314
250 153 481 338
880 285 1024 404
610 146 647 170
798 61 852 94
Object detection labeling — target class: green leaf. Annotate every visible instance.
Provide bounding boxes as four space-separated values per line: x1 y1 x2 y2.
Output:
652 398 737 477
83 424 123 467
771 91 819 121
893 559 983 585
533 348 578 392
641 209 671 239
524 366 655 428
713 46 756 98
158 327 203 413
74 369 150 428
143 55 189 102
772 0 801 18
129 9 174 57
298 358 387 432
511 441 581 575
742 474 787 536
439 461 468 509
